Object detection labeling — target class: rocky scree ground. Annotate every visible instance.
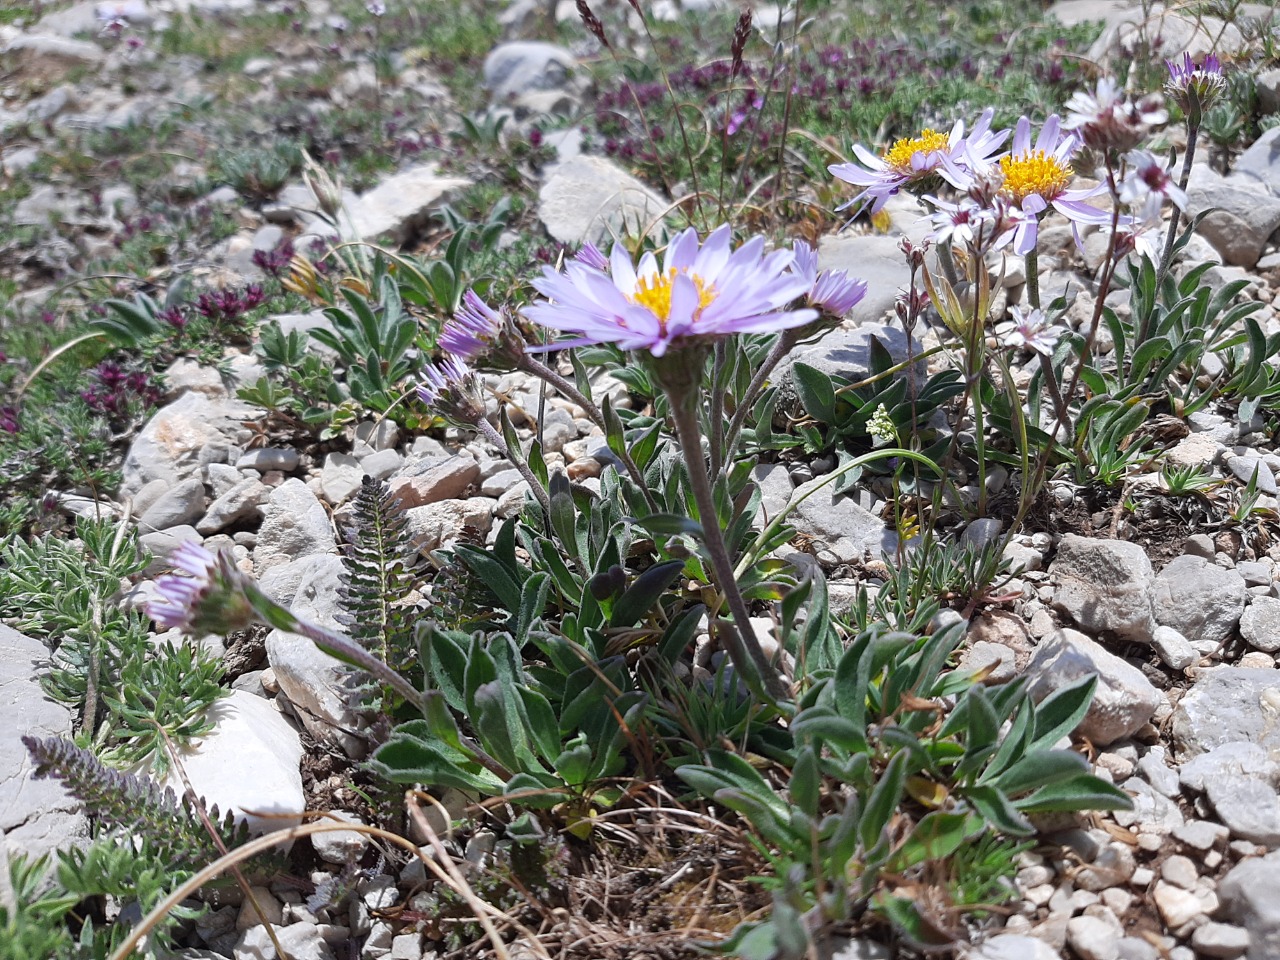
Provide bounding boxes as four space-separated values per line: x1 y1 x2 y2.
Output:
3 0 1280 959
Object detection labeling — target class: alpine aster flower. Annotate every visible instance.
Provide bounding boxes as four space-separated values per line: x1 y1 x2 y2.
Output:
440 290 505 361
790 241 867 317
829 108 1007 215
1064 77 1167 152
979 115 1111 255
418 355 474 405
1166 53 1225 122
522 225 816 357
147 543 256 636
1003 306 1065 356
574 242 609 272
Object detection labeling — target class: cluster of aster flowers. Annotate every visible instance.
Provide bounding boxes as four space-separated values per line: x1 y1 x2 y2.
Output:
838 55 1225 273
829 107 1008 217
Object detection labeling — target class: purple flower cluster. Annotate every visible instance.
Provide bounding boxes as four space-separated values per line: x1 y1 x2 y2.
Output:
252 238 296 278
0 406 18 435
195 284 266 325
79 361 163 419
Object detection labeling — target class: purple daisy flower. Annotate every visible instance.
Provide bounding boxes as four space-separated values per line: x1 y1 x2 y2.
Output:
574 242 610 272
829 107 1007 216
440 290 504 361
1119 150 1187 210
147 542 256 636
417 355 474 406
522 225 817 357
972 115 1111 255
1064 77 1167 152
1165 53 1225 115
790 241 867 317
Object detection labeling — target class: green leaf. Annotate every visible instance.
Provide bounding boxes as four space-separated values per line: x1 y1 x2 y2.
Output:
549 473 578 560
517 572 553 641
452 545 523 615
637 513 703 537
790 745 821 818
965 785 1034 835
885 811 981 873
518 685 561 764
552 735 594 787
503 771 569 808
792 362 837 422
859 751 909 851
474 679 533 773
993 749 1089 796
370 728 505 794
1028 675 1096 752
792 707 869 755
1016 773 1133 814
657 602 703 665
609 559 684 627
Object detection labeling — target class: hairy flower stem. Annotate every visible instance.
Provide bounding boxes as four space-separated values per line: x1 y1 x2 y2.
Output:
1148 123 1200 341
1039 352 1072 443
723 328 802 464
473 416 554 528
1025 248 1040 311
241 583 512 783
1062 164 1123 418
662 368 790 704
709 341 728 477
517 353 656 510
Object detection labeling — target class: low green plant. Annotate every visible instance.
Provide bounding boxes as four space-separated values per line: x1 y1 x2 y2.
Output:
337 476 428 711
679 621 1127 956
1160 462 1220 496
0 518 225 770
213 144 299 202
2 737 255 958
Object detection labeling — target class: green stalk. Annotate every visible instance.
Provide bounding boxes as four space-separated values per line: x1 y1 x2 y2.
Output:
658 361 790 704
242 583 512 782
1148 122 1200 342
516 352 656 510
1025 247 1040 311
473 416 554 527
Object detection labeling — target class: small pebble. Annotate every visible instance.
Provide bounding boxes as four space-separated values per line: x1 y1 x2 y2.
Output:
1160 854 1198 891
1153 881 1205 928
1190 921 1251 959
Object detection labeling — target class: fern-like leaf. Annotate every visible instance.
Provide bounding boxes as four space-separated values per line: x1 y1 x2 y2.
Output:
22 735 248 866
337 476 426 708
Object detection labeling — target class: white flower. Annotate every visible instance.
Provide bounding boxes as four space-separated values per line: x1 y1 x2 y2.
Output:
1003 306 1064 356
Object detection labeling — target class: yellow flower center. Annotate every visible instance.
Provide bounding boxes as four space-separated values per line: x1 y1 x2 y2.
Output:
631 269 717 323
999 150 1073 202
882 129 951 174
